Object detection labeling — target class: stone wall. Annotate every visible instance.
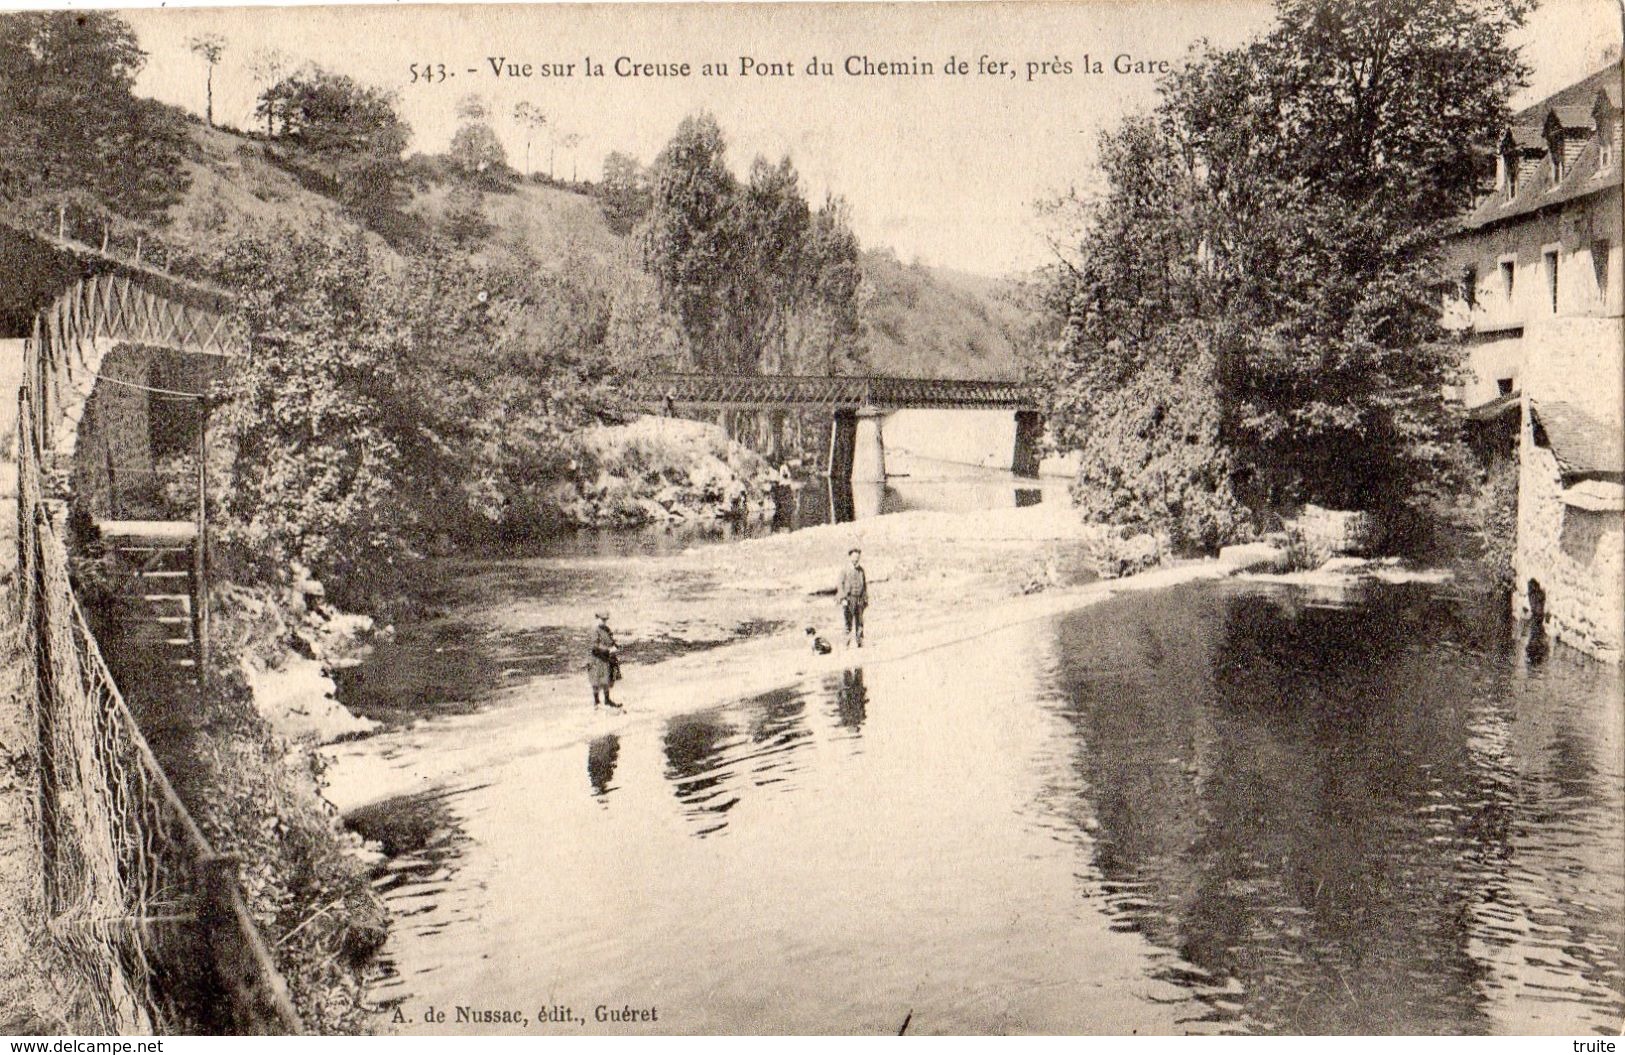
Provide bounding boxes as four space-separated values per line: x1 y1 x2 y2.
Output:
1513 421 1625 662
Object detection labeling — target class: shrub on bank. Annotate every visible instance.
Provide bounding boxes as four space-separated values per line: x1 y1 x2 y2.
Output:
185 584 387 1033
556 416 776 527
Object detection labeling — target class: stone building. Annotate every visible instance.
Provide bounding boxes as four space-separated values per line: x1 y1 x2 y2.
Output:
1445 64 1624 660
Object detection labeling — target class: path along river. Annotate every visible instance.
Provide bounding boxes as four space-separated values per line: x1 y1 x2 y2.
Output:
323 458 1623 1035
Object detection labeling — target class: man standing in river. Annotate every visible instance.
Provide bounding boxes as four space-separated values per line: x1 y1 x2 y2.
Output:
836 548 868 648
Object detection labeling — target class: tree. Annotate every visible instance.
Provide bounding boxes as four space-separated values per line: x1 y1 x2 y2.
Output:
512 101 546 176
599 151 650 235
643 113 739 370
449 123 507 180
208 229 419 603
560 132 582 182
245 47 292 135
801 195 864 374
0 11 191 220
1041 0 1532 546
187 32 226 128
256 68 411 228
731 155 811 373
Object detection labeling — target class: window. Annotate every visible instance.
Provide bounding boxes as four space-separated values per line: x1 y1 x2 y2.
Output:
1501 259 1516 299
1550 140 1564 182
1594 239 1612 304
1497 377 1515 396
1544 249 1559 314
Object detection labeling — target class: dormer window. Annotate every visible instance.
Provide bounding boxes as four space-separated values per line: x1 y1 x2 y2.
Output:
1543 107 1594 184
1596 90 1619 172
1505 154 1519 200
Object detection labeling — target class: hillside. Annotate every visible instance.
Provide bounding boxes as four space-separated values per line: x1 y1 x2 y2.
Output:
858 251 1032 380
151 123 1035 381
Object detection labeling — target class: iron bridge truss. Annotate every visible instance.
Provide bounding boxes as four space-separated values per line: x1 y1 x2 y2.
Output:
625 373 1040 411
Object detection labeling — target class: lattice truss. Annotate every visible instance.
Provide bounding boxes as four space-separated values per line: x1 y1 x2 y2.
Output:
51 274 245 358
624 373 1041 410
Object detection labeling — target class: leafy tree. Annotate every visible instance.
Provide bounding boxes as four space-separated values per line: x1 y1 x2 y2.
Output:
208 229 419 604
448 122 507 182
599 151 651 235
1041 0 1531 546
0 11 191 219
256 68 411 229
732 155 811 373
187 32 226 128
207 226 610 596
643 113 739 370
245 46 292 136
440 183 492 246
798 194 864 374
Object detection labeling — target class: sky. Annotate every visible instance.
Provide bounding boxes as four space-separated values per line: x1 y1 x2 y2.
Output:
96 0 1625 276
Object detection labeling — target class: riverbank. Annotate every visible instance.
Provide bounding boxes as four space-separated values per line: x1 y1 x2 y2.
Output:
322 503 1449 815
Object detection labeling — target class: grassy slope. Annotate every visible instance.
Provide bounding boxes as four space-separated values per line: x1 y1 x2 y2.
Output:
858 251 1031 380
165 125 1033 380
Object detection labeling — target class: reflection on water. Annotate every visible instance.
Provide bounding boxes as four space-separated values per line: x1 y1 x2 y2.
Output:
831 669 868 733
587 735 620 799
779 454 1071 529
1050 582 1623 1034
358 578 1622 1034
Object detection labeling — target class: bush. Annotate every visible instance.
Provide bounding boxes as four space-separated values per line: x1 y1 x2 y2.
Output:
557 416 774 527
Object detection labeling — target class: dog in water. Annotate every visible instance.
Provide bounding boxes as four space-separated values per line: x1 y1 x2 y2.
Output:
806 627 833 655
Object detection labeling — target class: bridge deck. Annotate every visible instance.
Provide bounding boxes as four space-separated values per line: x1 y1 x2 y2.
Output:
625 373 1040 411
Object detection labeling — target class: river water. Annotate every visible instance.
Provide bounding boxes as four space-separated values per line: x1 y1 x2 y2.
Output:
339 476 1623 1035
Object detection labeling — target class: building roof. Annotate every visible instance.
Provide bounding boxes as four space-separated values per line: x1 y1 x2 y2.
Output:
1503 124 1547 151
1530 398 1625 481
1461 65 1623 233
1545 105 1595 132
1511 65 1623 125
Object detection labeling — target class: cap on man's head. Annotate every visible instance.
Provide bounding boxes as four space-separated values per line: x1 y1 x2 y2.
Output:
848 547 861 556
594 611 609 620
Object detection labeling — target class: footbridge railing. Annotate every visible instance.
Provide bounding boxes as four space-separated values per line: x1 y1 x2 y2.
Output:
12 252 298 1032
623 372 1040 410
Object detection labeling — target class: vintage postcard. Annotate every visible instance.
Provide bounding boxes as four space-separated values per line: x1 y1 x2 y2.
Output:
1 0 1622 1038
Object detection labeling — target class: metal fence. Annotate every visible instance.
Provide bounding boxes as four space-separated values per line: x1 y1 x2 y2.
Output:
15 276 300 1032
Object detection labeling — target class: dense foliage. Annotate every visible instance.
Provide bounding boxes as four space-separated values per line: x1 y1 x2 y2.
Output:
0 12 191 220
1039 0 1531 548
641 113 865 375
255 68 412 230
206 229 602 605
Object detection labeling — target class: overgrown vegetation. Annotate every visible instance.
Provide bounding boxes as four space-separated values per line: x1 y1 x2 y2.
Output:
1037 0 1532 550
0 13 192 222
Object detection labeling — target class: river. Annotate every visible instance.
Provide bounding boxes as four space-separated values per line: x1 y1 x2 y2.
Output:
332 467 1623 1036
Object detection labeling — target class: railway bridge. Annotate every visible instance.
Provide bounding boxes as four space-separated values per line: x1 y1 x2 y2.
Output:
623 373 1045 480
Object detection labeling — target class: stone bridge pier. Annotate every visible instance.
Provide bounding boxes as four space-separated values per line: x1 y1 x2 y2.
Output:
825 406 1044 481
